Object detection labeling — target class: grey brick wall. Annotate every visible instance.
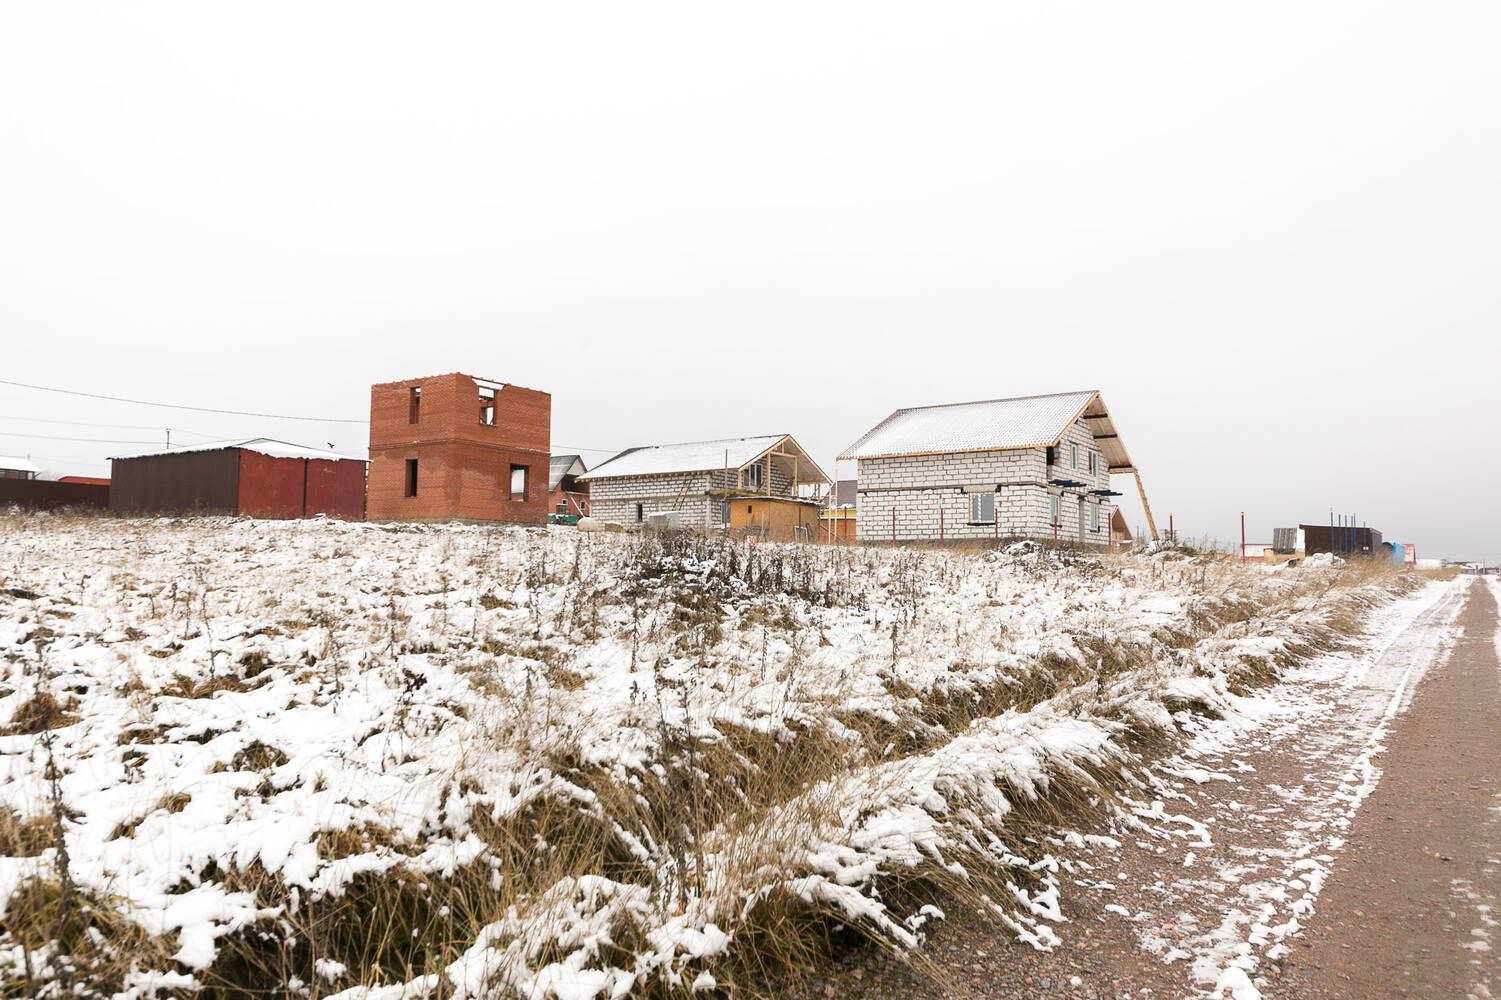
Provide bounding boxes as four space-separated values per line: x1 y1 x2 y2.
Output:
853 417 1115 544
587 460 797 532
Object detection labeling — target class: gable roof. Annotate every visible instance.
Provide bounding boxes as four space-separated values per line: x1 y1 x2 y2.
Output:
112 438 368 463
578 434 830 484
0 456 41 474
838 389 1136 472
549 454 587 490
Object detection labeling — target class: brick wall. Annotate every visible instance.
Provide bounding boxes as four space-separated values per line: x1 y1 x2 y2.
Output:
367 373 551 523
853 417 1114 544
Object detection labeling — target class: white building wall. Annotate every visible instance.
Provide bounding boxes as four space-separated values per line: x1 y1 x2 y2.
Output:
853 417 1116 544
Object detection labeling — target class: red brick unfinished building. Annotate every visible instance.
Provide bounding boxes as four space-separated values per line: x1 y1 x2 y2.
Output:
367 373 551 523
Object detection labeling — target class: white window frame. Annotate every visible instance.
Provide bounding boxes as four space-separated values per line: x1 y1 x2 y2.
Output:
742 464 765 491
1050 495 1060 526
1091 502 1100 532
968 491 995 525
1071 443 1079 469
509 465 527 497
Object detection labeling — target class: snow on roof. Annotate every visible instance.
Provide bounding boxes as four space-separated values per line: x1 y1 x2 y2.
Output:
111 438 368 463
0 456 41 474
578 435 791 481
549 454 588 490
840 391 1098 460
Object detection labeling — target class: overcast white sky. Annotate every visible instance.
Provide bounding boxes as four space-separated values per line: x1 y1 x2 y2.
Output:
2 3 1497 559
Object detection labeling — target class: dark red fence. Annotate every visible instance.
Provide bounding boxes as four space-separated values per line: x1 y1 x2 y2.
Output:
0 479 109 510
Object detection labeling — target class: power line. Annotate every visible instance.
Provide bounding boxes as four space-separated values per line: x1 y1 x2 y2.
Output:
0 377 367 424
0 379 628 453
0 413 218 436
0 430 166 445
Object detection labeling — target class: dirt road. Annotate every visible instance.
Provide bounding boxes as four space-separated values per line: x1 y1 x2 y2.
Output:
807 577 1496 999
1273 580 1501 999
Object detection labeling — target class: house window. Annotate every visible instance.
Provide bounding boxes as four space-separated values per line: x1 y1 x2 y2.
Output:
743 464 765 491
1050 495 1060 526
1071 444 1078 469
408 387 421 424
479 386 496 425
509 465 527 498
721 501 731 525
635 503 645 522
1088 452 1095 475
404 459 418 497
1046 446 1055 467
968 492 995 525
1091 503 1100 532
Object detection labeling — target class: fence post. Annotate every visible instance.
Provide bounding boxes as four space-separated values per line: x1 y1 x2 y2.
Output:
940 506 944 550
994 505 998 549
1241 511 1246 563
891 506 896 545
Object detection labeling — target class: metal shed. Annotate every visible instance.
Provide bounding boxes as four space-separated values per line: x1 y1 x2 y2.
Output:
111 439 367 520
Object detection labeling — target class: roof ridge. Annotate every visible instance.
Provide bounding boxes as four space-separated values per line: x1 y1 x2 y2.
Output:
890 389 1098 415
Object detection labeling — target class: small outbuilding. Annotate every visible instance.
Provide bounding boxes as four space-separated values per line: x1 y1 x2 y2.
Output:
578 434 830 535
0 456 40 480
548 454 590 517
111 439 367 519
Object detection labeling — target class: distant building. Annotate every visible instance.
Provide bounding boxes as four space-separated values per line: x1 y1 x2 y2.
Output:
367 373 551 523
548 454 589 517
110 439 366 519
819 478 858 541
578 434 829 538
1298 523 1383 557
0 456 40 480
839 390 1149 545
58 476 110 486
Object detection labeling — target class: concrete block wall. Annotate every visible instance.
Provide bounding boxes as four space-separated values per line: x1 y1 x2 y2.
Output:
853 417 1114 544
586 472 717 531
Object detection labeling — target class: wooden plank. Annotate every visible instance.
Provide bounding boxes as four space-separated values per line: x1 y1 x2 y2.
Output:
1134 470 1159 541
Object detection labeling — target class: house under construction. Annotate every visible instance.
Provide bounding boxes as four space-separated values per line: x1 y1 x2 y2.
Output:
577 434 830 540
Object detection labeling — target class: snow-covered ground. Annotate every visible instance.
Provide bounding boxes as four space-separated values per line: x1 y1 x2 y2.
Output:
0 513 1422 998
1107 576 1468 997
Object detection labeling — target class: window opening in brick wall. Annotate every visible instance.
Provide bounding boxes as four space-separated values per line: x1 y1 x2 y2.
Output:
1091 502 1100 532
636 503 644 522
1046 446 1055 466
721 501 730 525
1071 444 1078 468
408 387 420 424
1050 495 1060 526
968 492 994 525
556 502 566 516
1088 452 1096 475
743 464 764 491
509 465 527 498
479 385 495 425
404 459 418 497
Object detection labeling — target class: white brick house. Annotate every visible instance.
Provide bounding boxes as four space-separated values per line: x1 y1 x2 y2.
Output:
578 434 830 533
839 390 1151 546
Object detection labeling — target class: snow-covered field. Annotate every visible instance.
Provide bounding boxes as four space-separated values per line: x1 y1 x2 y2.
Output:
0 513 1420 998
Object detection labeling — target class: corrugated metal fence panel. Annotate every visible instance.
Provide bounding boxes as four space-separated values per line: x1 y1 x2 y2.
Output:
1272 527 1297 554
110 451 240 514
0 479 109 510
237 451 305 519
304 458 367 519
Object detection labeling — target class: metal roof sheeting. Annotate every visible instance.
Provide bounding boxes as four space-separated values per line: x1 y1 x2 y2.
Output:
112 438 368 463
578 435 791 481
548 454 587 490
839 389 1136 472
